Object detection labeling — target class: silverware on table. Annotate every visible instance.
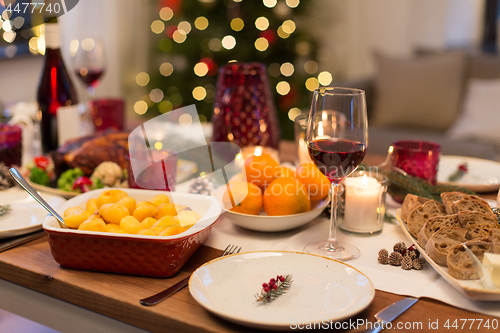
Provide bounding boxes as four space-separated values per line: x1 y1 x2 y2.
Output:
0 230 47 253
9 168 68 229
364 297 418 333
140 244 242 306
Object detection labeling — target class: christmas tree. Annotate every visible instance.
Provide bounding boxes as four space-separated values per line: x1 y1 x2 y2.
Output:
138 0 324 140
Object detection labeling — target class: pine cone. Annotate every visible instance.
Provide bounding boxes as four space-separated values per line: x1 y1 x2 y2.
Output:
389 252 403 266
188 177 214 196
405 249 418 259
378 249 389 264
0 162 14 190
413 258 425 270
401 255 413 270
393 242 407 254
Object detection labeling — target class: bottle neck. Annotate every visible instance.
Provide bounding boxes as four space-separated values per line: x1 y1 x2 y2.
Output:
45 23 61 50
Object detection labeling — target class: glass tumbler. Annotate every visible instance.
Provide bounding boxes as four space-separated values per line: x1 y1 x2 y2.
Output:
391 140 441 185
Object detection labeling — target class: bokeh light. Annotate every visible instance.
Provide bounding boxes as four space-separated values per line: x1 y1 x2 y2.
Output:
255 17 269 31
280 62 294 77
150 89 164 103
134 101 148 115
263 0 277 8
222 35 236 50
230 18 244 31
151 20 165 34
304 60 318 74
194 62 209 77
159 7 174 21
318 71 333 85
195 16 209 30
178 21 192 34
136 72 150 86
208 38 222 51
160 62 174 76
276 81 291 95
282 20 296 34
254 37 269 51
192 86 207 101
172 30 187 43
288 107 301 121
286 0 300 8
305 77 319 91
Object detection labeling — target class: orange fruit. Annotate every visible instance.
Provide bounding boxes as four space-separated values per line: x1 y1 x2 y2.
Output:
263 178 311 216
244 153 279 189
295 162 330 201
275 166 296 179
223 181 263 215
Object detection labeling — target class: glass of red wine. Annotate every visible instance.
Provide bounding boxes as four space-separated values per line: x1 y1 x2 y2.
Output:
72 38 106 95
305 87 368 260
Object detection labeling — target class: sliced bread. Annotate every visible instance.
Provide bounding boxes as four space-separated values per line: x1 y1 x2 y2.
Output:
417 214 460 248
441 192 468 215
401 194 430 222
447 242 490 280
426 227 468 266
452 195 495 217
458 211 500 240
406 200 446 237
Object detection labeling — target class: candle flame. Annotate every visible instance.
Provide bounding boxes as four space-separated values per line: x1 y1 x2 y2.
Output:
318 121 323 136
362 174 368 186
254 147 262 156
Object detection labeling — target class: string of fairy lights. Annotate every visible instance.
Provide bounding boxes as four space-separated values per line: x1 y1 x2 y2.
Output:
134 0 334 126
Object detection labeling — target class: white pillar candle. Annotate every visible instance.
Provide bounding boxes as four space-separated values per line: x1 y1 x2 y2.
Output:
298 138 311 165
343 174 382 231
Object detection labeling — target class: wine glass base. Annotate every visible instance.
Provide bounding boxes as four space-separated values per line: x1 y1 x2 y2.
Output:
304 241 360 261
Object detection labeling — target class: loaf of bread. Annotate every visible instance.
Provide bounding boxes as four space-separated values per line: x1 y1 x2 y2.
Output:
452 195 495 217
441 192 468 215
418 214 460 248
401 194 431 221
426 227 468 266
406 200 446 237
447 242 489 280
458 211 500 240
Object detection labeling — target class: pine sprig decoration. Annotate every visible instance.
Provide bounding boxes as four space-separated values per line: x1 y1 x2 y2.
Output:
256 274 293 303
0 205 11 217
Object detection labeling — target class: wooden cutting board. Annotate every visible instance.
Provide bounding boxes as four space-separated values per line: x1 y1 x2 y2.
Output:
0 236 495 333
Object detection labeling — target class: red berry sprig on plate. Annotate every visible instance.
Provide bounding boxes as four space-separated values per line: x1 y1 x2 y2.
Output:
256 274 293 303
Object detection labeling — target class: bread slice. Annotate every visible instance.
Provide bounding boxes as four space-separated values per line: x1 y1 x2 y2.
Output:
418 214 460 248
406 200 446 237
452 195 495 217
458 211 500 240
401 194 431 222
441 192 468 215
426 227 468 266
488 229 500 253
447 242 489 280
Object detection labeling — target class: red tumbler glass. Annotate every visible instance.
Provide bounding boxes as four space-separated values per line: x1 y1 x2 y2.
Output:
211 62 280 150
391 140 441 185
0 124 22 167
127 149 177 192
89 98 124 132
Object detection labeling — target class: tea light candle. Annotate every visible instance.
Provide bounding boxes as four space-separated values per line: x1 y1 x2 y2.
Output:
343 174 382 231
241 146 280 163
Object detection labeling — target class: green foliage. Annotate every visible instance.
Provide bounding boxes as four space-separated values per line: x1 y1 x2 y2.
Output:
145 0 318 140
57 168 84 192
29 167 50 186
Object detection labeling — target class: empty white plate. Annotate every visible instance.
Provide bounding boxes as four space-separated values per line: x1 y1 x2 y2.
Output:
189 251 374 330
0 187 66 239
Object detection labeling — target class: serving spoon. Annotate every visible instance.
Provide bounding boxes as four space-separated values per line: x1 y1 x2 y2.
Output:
9 167 68 229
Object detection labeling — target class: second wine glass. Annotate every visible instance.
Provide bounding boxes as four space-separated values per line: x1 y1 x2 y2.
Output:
305 87 368 261
72 38 106 95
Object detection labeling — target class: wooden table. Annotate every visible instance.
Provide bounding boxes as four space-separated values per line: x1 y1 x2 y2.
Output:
0 141 498 333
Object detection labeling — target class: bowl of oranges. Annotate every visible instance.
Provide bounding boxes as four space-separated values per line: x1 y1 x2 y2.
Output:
43 188 221 277
217 153 330 232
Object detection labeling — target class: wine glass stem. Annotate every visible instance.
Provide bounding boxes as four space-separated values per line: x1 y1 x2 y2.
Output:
327 182 340 248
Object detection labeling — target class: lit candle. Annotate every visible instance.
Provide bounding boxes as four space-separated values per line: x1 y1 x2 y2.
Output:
241 146 280 164
343 174 382 232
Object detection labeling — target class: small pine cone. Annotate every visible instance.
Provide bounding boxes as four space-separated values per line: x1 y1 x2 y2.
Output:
378 249 389 264
413 258 425 270
405 249 417 259
393 242 407 254
378 249 389 258
389 252 403 266
401 255 413 270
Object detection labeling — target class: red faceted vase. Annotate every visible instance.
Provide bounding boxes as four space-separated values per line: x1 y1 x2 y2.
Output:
211 62 280 150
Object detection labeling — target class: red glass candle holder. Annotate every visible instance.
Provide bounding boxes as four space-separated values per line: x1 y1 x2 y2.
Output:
211 62 280 150
391 140 441 185
127 149 177 191
0 124 22 167
89 98 124 132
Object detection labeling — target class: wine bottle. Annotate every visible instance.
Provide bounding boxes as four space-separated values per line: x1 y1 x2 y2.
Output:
37 17 78 154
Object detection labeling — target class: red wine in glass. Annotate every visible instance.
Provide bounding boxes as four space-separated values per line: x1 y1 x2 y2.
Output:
308 139 367 183
75 68 104 88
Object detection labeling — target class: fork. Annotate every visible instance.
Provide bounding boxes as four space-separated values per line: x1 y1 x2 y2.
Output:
140 244 241 306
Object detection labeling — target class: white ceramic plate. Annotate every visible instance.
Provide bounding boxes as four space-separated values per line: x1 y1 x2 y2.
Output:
29 159 198 199
214 186 330 232
0 187 66 239
396 207 500 301
189 251 374 330
437 155 500 192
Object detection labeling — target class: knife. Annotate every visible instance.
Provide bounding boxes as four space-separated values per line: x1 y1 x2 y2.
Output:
365 297 418 333
0 230 47 253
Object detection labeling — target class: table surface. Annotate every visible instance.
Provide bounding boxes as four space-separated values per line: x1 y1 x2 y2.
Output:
0 141 498 333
